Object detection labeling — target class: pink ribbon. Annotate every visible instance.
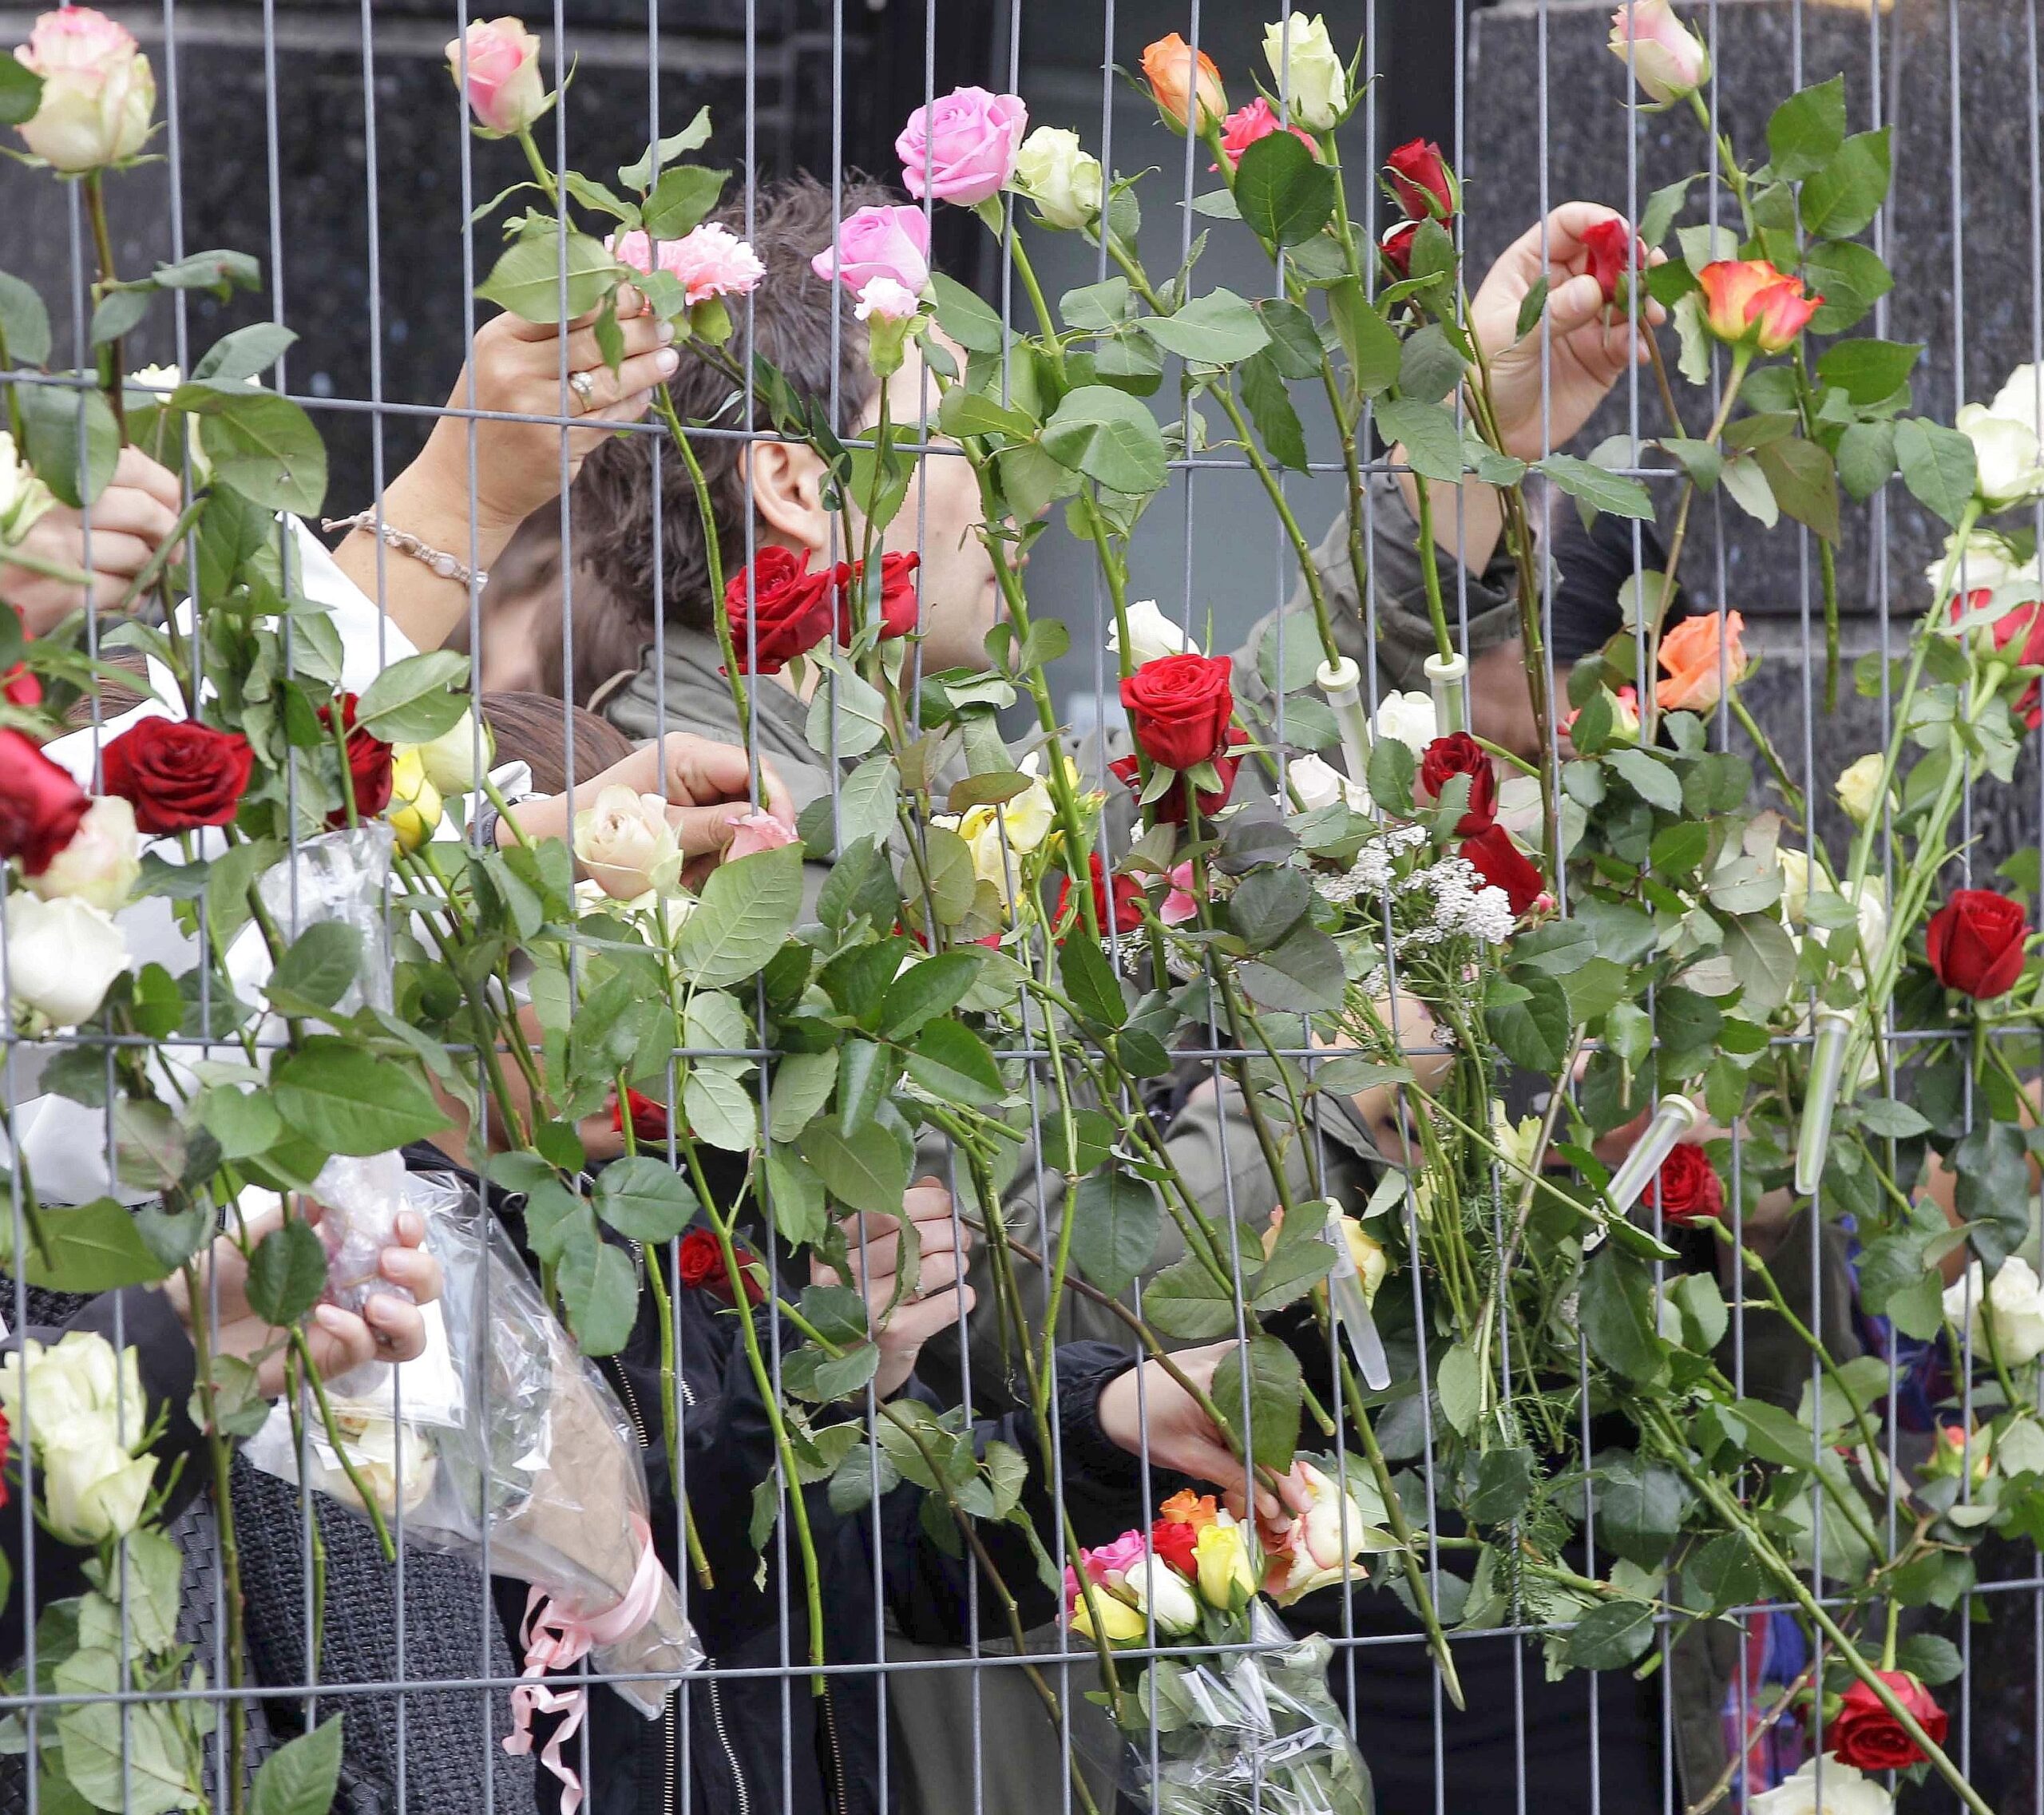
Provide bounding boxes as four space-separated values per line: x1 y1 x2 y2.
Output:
502 1515 664 1815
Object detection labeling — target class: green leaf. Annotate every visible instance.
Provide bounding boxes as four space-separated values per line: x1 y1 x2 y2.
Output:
905 1019 1004 1105
0 1198 168 1294
1250 1199 1335 1312
355 650 474 743
683 1067 758 1151
641 164 729 240
246 1218 327 1326
271 1036 450 1153
1058 927 1127 1029
1366 734 1416 814
58 1697 196 1815
765 1145 828 1248
1436 1343 1482 1436
937 388 1036 441
1639 177 1692 249
196 393 328 516
767 1050 838 1141
1895 1633 1964 1688
1140 288 1270 366
1239 347 1309 470
197 1085 283 1161
1234 130 1337 248
0 271 53 367
675 843 806 988
1579 1247 1665 1383
618 109 712 191
1373 398 1464 484
1513 275 1551 345
1213 1331 1304 1472
1060 277 1130 331
1894 417 1979 527
593 1157 699 1242
1040 385 1168 495
476 228 622 325
18 382 119 508
89 287 152 347
1238 924 1347 1014
1489 972 1571 1072
1816 337 1922 405
1766 76 1848 180
153 248 262 294
1730 1397 1821 1470
560 1238 638 1355
1800 129 1891 240
930 271 1006 355
252 1715 345 1815
1567 1599 1654 1670
1068 1171 1162 1298
880 949 980 1042
1535 453 1654 521
1803 240 1893 335
1594 1451 1689 1567
1255 297 1325 378
268 921 363 1012
797 1114 912 1218
1753 437 1840 541
1143 1257 1240 1341
194 322 298 385
1229 866 1312 951
0 58 42 128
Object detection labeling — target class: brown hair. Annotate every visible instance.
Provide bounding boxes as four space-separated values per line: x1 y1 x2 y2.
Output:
480 691 635 796
570 172 900 634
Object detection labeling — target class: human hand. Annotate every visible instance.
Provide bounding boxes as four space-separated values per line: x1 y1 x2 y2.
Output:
164 1203 442 1398
810 1180 975 1399
1095 1341 1315 1523
407 285 679 536
1467 203 1668 460
0 448 181 636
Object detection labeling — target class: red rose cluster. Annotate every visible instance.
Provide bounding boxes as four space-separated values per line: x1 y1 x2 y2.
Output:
1417 732 1495 836
1056 852 1145 938
723 548 922 675
1927 889 2028 1001
1828 1670 1947 1773
1646 1143 1723 1227
612 1087 671 1144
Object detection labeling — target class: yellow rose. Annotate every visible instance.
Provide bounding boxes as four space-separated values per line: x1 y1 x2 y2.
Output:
1834 754 1888 828
385 747 444 855
1069 1584 1147 1643
1194 1518 1257 1613
415 707 494 795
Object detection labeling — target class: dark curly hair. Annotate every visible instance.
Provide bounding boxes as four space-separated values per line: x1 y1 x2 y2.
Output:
569 172 902 633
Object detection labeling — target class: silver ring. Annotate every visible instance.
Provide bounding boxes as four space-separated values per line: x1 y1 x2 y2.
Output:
568 369 596 409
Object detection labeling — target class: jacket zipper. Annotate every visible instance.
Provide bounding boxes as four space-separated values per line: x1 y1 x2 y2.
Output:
820 1683 848 1815
602 1358 677 1815
704 1666 748 1815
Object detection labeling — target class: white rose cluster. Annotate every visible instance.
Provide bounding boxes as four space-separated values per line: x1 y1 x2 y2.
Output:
0 1330 156 1546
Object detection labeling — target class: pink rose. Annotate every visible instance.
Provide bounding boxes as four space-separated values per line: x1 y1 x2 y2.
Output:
610 222 765 305
724 811 798 862
1607 0 1710 105
894 85 1028 206
810 204 931 296
445 16 545 136
1079 1529 1150 1592
1160 862 1199 926
14 7 154 172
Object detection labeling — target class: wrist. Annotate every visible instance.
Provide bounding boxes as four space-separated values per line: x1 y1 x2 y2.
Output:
381 453 523 557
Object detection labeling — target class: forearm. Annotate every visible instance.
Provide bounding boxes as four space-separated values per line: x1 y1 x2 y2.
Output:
331 459 523 656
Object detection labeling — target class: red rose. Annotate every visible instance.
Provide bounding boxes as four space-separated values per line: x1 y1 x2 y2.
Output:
1927 890 2028 1000
1380 220 1420 279
1056 853 1144 937
1829 1671 1946 1773
1951 591 2044 729
1645 1143 1722 1226
1417 732 1497 835
611 1087 669 1144
0 727 89 876
1582 218 1646 305
1460 826 1543 915
100 716 255 834
1108 727 1248 826
725 546 846 675
677 1227 765 1303
317 694 394 827
1384 137 1456 222
1119 652 1234 773
840 550 921 643
2 664 38 707
1150 1517 1198 1575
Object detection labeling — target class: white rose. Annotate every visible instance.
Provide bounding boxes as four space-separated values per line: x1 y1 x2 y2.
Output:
1004 753 1058 854
321 1412 438 1516
1777 847 1810 925
0 430 53 546
1013 126 1103 231
1833 754 1887 829
1262 14 1347 131
1107 599 1193 669
1371 690 1436 757
1124 1550 1201 1635
1957 401 2044 509
572 784 682 901
0 1330 145 1441
1749 1758 1892 1815
1988 362 2042 440
1285 753 1365 814
1849 878 1888 967
27 795 138 912
414 707 493 795
40 1413 156 1544
1927 527 2030 597
1265 1460 1370 1603
1945 1257 2044 1368
3 892 129 1028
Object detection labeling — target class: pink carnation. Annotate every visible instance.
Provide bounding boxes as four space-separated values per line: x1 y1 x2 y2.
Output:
724 811 798 861
810 204 931 296
894 85 1028 206
854 276 921 323
609 222 765 305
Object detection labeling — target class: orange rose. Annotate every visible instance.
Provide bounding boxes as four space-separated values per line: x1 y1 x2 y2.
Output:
1655 610 1747 713
1159 1488 1218 1529
1696 260 1823 355
1140 34 1226 133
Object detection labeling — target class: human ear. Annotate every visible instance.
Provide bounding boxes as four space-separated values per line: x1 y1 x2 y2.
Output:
743 438 834 558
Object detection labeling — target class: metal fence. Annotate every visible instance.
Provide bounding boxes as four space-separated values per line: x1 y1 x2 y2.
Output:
3 1 2043 1813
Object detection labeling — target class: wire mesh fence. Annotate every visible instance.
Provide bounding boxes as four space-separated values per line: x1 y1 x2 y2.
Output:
2 2 2042 1814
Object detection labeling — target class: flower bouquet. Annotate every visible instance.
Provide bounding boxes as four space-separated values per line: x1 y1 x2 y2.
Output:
1069 1476 1380 1815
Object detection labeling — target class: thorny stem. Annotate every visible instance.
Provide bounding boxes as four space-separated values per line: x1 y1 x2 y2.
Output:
83 172 127 441
180 1262 248 1815
656 390 755 754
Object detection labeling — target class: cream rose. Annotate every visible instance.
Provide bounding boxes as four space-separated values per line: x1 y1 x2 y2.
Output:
1749 1758 1892 1815
28 795 138 912
13 6 156 172
0 430 53 546
1107 598 1193 669
1263 1461 1370 1603
572 785 683 900
1262 14 1346 131
0 1328 146 1438
40 1416 156 1545
1013 126 1103 231
1958 399 2044 510
1945 1257 2044 1369
3 891 129 1028
1833 754 1888 828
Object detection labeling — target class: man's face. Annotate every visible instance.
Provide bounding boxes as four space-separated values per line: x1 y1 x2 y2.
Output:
857 331 1001 672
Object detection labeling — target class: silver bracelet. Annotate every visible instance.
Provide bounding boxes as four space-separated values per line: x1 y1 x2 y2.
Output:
323 510 489 592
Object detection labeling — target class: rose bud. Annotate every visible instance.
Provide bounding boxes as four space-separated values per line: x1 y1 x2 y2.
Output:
1583 217 1647 306
724 546 846 675
1139 33 1227 136
1926 889 2028 1001
1055 853 1144 938
1832 753 1888 828
1417 731 1498 835
444 16 547 137
1607 0 1711 105
384 747 443 856
1261 14 1347 133
810 203 932 296
1380 220 1420 279
99 715 255 834
1695 260 1823 355
1828 1670 1947 1773
1384 137 1457 224
1644 1143 1723 1227
318 693 395 827
1654 610 1748 714
1107 598 1194 669
1013 127 1104 230
27 795 137 913
0 727 91 876
13 7 155 173
1107 728 1247 827
894 85 1029 208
